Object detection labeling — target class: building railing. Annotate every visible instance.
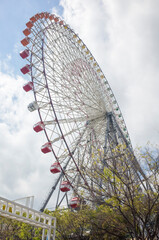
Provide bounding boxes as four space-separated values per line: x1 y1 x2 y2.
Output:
0 196 56 240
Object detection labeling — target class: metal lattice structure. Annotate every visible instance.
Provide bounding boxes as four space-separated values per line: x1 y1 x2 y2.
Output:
20 12 147 211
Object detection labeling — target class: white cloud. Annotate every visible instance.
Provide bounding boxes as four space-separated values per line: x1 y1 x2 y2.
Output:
0 55 14 75
60 0 159 147
51 6 61 16
0 72 57 209
6 54 12 60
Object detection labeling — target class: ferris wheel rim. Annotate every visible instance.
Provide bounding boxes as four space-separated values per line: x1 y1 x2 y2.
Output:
20 11 133 205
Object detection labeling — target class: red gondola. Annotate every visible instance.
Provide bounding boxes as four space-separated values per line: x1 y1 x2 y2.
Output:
69 197 80 208
39 13 44 19
21 37 30 47
20 49 29 59
44 13 49 19
30 16 37 23
20 64 30 74
41 142 52 154
33 121 45 132
23 28 31 36
35 14 40 20
50 162 61 174
23 81 33 92
54 17 59 23
60 181 70 192
49 14 54 20
26 21 34 29
59 20 64 25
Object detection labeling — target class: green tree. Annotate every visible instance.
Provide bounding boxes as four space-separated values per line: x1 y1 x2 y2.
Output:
0 216 42 240
88 144 159 240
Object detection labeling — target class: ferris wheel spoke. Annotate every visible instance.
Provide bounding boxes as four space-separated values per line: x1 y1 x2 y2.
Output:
45 73 105 114
49 125 85 146
46 84 103 115
33 38 105 109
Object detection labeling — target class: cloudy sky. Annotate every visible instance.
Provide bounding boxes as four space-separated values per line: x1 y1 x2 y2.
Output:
0 0 159 210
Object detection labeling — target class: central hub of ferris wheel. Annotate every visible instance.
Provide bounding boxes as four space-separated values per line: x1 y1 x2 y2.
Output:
20 12 146 211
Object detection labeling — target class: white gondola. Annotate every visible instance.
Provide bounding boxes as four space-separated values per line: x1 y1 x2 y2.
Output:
28 101 39 112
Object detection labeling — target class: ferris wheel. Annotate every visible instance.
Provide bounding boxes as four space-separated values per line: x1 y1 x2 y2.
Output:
20 12 144 211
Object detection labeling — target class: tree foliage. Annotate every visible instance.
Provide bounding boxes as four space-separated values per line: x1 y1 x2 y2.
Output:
86 144 159 240
0 216 42 240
